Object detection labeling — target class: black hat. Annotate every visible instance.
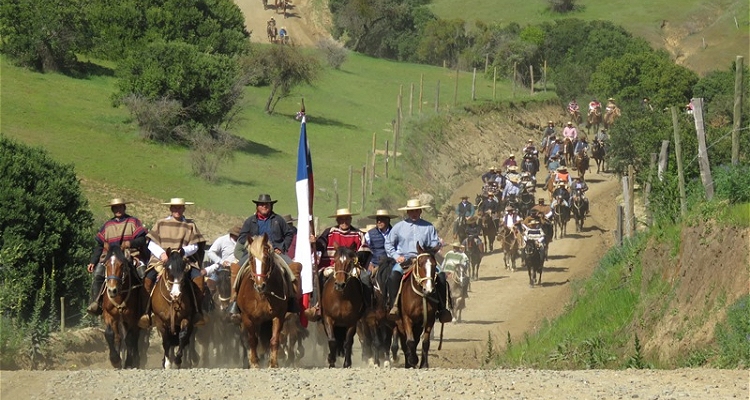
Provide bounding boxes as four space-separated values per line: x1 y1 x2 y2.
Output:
252 194 278 204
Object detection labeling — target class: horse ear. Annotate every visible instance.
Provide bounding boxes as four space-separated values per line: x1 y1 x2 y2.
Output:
416 242 425 254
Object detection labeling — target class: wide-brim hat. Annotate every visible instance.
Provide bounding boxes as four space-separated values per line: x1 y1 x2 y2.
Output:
398 199 430 211
360 224 377 233
107 198 132 207
567 121 573 125
229 225 242 237
367 209 398 219
450 241 463 248
252 194 278 204
507 165 519 171
527 139 534 143
548 120 553 124
509 153 516 158
556 181 567 186
509 175 520 183
281 214 297 224
460 195 469 199
608 98 615 101
161 198 194 206
329 208 359 218
505 205 515 211
528 219 541 226
557 166 567 171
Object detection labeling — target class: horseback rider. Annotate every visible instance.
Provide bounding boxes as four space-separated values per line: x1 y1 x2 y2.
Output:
363 209 397 271
562 121 578 143
554 165 573 187
521 218 547 261
568 98 580 116
479 192 500 222
86 198 149 316
572 176 590 215
522 139 536 155
594 128 609 144
588 98 601 114
542 121 556 145
501 174 522 206
203 225 240 303
574 137 589 156
139 198 208 329
464 216 484 253
481 166 499 184
229 194 299 320
550 187 570 210
441 242 469 274
455 195 475 219
549 138 563 161
385 199 452 323
268 17 276 28
502 205 522 229
606 97 618 114
501 153 517 172
310 208 372 318
545 154 561 188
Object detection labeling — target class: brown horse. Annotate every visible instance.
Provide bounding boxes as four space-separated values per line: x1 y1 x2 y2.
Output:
101 244 148 369
553 196 571 238
320 244 366 368
395 244 443 368
574 152 590 180
359 259 399 367
562 137 575 166
571 194 587 233
604 106 620 129
236 234 296 368
498 225 520 271
267 24 277 43
150 248 195 369
479 211 497 254
446 261 469 323
591 139 606 173
587 106 602 134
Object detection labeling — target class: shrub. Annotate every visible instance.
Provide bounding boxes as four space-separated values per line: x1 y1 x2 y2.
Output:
713 163 750 204
316 38 348 69
714 295 750 368
547 0 578 13
120 94 186 143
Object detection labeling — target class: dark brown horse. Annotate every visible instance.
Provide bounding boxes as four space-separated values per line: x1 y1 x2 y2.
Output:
553 196 571 238
522 239 544 287
591 139 606 173
574 152 590 180
562 137 575 166
604 106 620 129
395 244 443 368
446 261 469 323
320 244 366 368
151 248 195 369
359 258 399 367
101 244 148 369
479 211 497 254
236 234 296 368
571 194 587 233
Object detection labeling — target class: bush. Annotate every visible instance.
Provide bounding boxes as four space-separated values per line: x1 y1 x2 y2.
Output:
120 94 186 143
714 295 750 368
0 136 93 323
713 163 750 204
316 38 348 69
547 0 577 13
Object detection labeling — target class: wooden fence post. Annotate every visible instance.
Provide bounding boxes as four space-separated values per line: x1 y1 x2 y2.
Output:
384 140 389 179
622 177 632 238
471 67 477 101
419 73 424 115
671 107 687 217
512 62 517 98
453 67 459 106
616 205 624 246
435 80 440 113
732 55 744 165
657 140 670 182
529 65 534 95
361 164 366 212
60 297 65 332
645 153 657 226
692 98 714 200
409 83 414 117
333 178 339 209
628 165 636 233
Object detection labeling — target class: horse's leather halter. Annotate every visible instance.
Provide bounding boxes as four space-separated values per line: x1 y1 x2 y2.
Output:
248 250 287 301
105 253 140 311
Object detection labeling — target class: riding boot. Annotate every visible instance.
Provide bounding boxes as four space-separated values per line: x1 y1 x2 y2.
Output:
138 277 154 329
304 272 324 322
192 276 208 327
435 273 453 324
86 274 105 316
387 271 403 319
359 270 373 309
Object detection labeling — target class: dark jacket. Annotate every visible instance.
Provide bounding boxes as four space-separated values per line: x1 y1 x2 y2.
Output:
234 212 294 260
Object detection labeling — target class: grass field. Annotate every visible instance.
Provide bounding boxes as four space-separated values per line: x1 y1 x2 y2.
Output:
430 0 749 75
1 51 536 224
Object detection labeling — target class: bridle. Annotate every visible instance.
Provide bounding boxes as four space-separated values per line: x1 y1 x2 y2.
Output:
248 247 286 301
104 250 138 310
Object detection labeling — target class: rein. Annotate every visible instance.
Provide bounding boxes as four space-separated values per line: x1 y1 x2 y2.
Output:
104 255 140 311
249 252 287 301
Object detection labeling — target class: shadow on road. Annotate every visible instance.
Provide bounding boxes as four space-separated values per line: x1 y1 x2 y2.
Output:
439 337 484 343
546 254 574 261
462 319 505 325
538 279 570 287
542 266 569 273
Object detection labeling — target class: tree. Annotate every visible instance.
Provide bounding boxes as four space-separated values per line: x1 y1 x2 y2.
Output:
248 46 321 114
416 19 467 66
0 136 94 322
116 40 242 136
0 0 92 72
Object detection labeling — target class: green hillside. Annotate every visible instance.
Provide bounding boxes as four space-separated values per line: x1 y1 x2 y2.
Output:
430 0 749 75
1 52 536 226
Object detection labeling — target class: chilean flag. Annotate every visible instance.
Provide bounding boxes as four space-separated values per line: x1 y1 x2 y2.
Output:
294 115 314 296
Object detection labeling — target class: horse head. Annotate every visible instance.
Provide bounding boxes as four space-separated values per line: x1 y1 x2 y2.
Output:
332 242 359 292
104 243 132 300
246 233 274 294
215 266 233 311
412 243 439 295
163 248 187 301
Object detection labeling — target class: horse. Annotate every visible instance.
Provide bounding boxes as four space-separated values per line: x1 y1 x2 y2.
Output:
262 0 268 10
267 24 277 43
453 215 468 244
100 244 147 369
395 243 443 368
574 152 590 180
604 107 621 129
150 248 195 369
360 257 401 367
320 244 366 368
518 189 535 218
498 225 520 271
587 106 602 134
462 233 482 280
591 139 606 173
553 196 571 239
522 239 544 287
561 137 575 166
236 234 297 368
571 192 587 233
198 266 242 367
569 108 582 125
479 212 497 253
446 261 469 323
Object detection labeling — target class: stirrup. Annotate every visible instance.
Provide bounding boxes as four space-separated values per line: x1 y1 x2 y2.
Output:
86 301 102 316
138 314 152 329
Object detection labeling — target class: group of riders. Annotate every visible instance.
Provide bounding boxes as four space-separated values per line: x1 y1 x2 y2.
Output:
266 17 289 44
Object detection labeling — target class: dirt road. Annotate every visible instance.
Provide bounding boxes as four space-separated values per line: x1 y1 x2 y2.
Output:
235 0 331 47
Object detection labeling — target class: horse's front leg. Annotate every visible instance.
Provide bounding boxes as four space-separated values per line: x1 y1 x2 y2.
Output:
343 325 357 368
269 316 283 368
324 317 338 368
419 324 432 369
243 319 261 368
104 322 123 369
401 316 418 368
124 327 140 369
174 319 191 369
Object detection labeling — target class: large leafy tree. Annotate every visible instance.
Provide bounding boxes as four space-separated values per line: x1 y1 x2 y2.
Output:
0 0 93 72
116 40 241 132
245 46 321 114
0 136 94 322
416 19 468 66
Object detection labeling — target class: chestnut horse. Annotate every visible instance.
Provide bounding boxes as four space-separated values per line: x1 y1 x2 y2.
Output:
574 152 590 180
587 105 602 134
395 244 443 368
320 244 366 368
571 192 587 233
561 137 575 166
236 234 297 368
151 248 195 369
101 244 148 369
498 225 520 271
446 261 469 323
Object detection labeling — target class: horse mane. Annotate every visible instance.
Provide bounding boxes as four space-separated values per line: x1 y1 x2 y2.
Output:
248 235 271 260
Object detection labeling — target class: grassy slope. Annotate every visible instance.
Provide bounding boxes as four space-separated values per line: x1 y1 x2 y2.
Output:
1 52 523 225
430 0 750 75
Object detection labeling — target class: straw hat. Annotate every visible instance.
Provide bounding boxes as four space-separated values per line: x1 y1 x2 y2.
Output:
548 120 553 124
328 208 359 218
161 198 194 205
507 165 519 171
228 225 242 237
107 198 132 207
567 121 573 125
360 224 377 233
450 241 463 248
398 199 430 211
508 175 520 183
367 209 398 219
281 214 297 224
528 219 541 226
557 165 568 171
509 153 516 158
466 216 478 224
608 97 615 101
252 194 278 204
505 205 515 211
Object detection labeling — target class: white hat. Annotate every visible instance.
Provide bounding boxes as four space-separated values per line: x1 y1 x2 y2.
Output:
398 199 430 211
329 208 359 218
161 198 194 205
107 198 132 207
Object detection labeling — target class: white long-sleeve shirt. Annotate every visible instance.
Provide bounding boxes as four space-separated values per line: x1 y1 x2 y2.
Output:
204 233 237 275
